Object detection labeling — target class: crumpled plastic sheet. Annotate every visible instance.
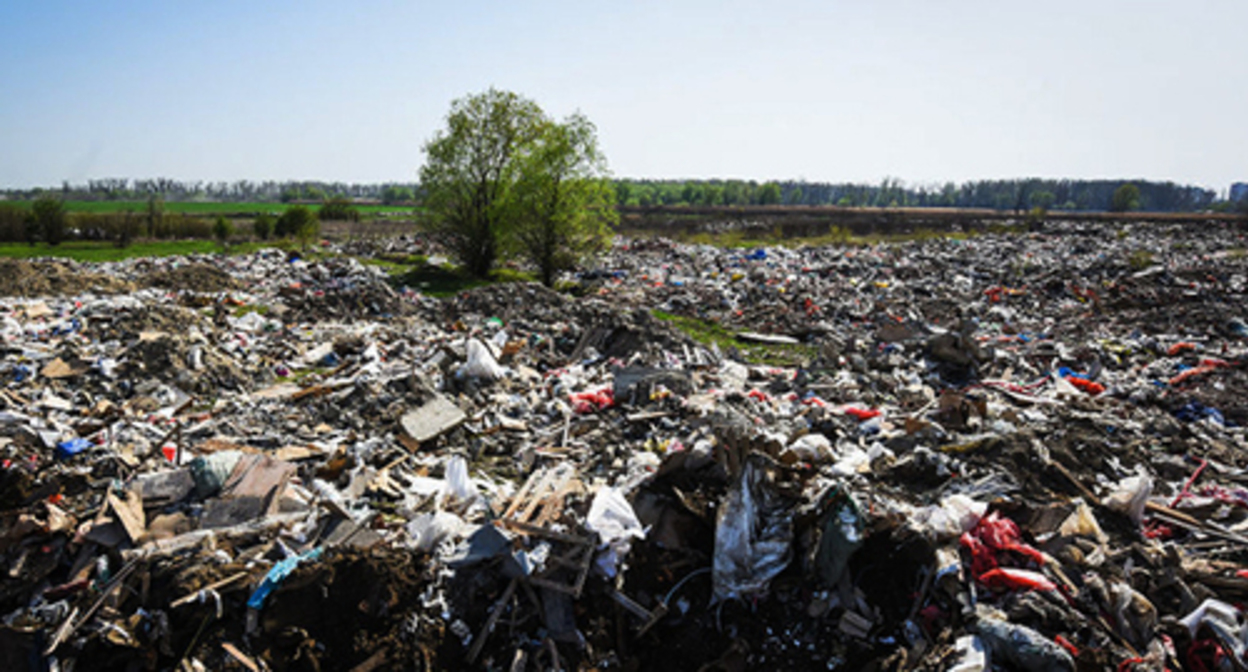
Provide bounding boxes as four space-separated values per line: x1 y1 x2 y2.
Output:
712 455 793 603
585 487 646 578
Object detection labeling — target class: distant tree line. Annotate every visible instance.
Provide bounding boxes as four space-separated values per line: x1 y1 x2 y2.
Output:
0 180 420 205
613 177 1220 213
0 176 1233 214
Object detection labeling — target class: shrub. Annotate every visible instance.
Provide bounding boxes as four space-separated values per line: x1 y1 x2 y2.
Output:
213 216 235 244
276 205 316 239
31 197 67 246
253 213 274 240
319 197 360 222
0 203 27 242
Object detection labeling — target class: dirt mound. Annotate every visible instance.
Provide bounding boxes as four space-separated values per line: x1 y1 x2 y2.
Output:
444 282 696 361
0 259 135 297
283 278 415 322
142 263 242 292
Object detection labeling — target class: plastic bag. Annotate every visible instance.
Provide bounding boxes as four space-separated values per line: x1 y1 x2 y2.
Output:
407 511 473 553
1058 498 1107 543
189 450 244 499
815 487 864 587
585 487 646 578
713 456 794 602
785 433 833 463
915 494 987 540
443 455 479 503
1105 471 1152 525
976 616 1074 672
459 339 505 381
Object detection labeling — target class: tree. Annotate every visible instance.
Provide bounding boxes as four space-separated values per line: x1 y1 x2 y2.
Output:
31 196 66 246
276 205 316 239
512 113 617 287
785 186 803 205
419 88 546 277
381 185 414 205
1030 190 1056 210
212 216 234 246
253 213 274 240
757 182 782 205
1110 183 1141 212
319 196 360 222
146 194 164 238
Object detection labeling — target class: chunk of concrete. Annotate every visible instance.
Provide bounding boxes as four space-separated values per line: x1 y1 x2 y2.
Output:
400 395 467 445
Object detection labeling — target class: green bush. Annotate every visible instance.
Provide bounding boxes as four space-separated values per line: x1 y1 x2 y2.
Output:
319 197 360 222
253 213 274 240
213 216 235 244
32 197 67 246
276 205 316 239
0 203 27 242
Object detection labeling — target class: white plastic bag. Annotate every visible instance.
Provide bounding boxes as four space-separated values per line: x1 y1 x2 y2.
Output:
407 511 474 553
586 487 646 578
1105 471 1152 525
460 339 505 381
443 455 479 503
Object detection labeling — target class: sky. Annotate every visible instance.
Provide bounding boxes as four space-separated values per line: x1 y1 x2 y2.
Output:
1 1 1245 191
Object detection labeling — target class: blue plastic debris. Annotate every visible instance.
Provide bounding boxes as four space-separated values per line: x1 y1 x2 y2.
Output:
247 547 324 610
55 438 91 460
1056 367 1089 380
1173 402 1234 427
745 248 768 261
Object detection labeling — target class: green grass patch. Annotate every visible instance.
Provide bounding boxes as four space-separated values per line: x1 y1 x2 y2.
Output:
232 304 271 318
0 240 275 262
651 309 815 366
383 259 536 297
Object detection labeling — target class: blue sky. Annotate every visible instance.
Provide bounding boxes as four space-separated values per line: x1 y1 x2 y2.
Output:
2 1 1245 191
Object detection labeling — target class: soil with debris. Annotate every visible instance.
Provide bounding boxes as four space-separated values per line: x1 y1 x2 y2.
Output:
0 259 136 296
142 263 243 292
3 224 1248 672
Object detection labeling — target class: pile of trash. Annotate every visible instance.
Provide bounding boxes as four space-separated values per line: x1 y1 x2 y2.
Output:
2 224 1248 671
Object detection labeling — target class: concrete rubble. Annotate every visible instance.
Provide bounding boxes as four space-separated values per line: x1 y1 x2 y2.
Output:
0 222 1247 671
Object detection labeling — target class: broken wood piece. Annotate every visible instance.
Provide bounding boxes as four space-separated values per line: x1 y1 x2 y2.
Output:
221 642 260 672
171 572 250 608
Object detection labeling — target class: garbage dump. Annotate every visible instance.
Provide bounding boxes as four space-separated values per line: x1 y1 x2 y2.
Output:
2 221 1248 671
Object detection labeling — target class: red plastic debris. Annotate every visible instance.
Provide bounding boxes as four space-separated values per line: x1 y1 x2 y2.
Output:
570 388 614 414
1064 376 1105 395
960 511 1046 578
978 567 1057 592
1168 342 1198 356
844 407 881 421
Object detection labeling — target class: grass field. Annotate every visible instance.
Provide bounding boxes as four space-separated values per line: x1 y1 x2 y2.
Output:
1 200 418 217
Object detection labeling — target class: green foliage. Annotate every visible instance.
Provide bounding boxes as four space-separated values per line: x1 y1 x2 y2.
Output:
319 196 361 222
1029 190 1056 210
1128 248 1155 270
1111 183 1141 212
32 196 67 246
146 195 164 238
419 88 547 277
381 185 415 205
512 113 617 287
757 182 782 205
212 216 235 244
253 213 274 240
275 205 316 239
0 204 26 242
